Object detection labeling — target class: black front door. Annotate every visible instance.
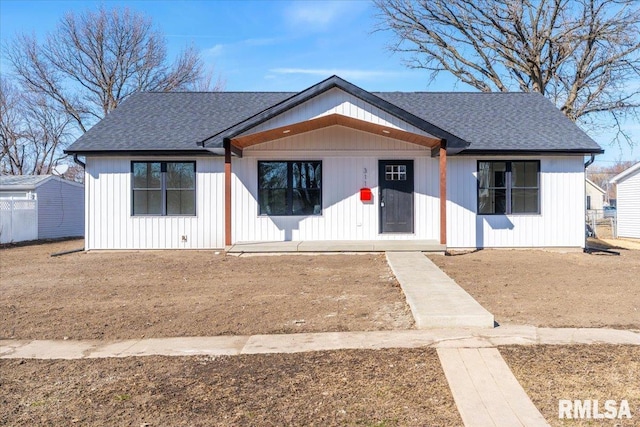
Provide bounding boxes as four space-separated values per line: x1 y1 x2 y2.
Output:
379 160 414 233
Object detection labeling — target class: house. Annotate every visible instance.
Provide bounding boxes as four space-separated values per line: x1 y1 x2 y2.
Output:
0 175 84 243
64 76 603 250
585 178 606 215
609 162 640 239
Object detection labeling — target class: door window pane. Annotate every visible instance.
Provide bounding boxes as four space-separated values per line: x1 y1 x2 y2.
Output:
385 164 407 181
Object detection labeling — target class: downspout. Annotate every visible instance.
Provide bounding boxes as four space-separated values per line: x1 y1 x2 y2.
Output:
584 154 595 252
72 153 87 252
73 154 86 169
584 154 595 169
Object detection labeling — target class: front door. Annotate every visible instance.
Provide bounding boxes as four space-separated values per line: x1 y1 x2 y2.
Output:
379 160 414 233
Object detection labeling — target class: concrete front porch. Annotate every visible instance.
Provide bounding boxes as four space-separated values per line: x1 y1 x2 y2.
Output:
226 240 446 254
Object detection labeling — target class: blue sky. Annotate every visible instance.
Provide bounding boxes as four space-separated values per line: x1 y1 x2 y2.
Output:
1 0 637 167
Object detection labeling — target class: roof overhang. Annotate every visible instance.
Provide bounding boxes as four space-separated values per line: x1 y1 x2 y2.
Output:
226 113 442 157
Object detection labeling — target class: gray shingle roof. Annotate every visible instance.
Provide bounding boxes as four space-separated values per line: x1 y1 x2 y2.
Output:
0 175 53 190
65 76 602 155
66 92 293 153
375 91 601 153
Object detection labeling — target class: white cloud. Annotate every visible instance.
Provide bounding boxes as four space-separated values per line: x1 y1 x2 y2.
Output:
203 44 225 57
203 37 282 58
270 68 403 81
284 1 363 30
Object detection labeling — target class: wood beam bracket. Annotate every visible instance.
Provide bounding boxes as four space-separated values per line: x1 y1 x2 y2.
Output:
229 141 243 158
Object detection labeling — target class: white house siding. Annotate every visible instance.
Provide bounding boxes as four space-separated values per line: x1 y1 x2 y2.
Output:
243 87 434 138
36 179 84 239
616 169 640 239
84 156 224 249
447 156 586 248
231 126 440 242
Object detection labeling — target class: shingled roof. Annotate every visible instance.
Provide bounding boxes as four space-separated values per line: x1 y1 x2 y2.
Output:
65 75 603 156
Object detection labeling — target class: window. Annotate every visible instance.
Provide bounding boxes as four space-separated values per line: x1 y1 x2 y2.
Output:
385 164 407 181
478 161 539 214
258 161 321 215
132 161 195 216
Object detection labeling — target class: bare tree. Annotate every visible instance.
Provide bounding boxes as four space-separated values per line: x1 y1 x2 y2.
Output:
0 77 71 175
0 78 27 175
587 160 637 199
374 0 640 142
5 6 215 134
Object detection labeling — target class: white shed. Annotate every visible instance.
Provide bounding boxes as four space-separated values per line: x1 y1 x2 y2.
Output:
610 162 640 239
0 175 84 243
585 178 606 211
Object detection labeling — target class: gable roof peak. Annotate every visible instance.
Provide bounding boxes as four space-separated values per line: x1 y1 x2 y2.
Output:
200 75 466 150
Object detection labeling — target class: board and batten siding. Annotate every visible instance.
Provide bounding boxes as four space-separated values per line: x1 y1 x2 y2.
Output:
616 168 640 239
447 156 586 248
232 126 440 242
84 156 224 249
36 178 84 239
242 87 435 138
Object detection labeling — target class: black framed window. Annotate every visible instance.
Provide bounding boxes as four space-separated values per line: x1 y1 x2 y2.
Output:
478 161 539 214
132 161 195 216
258 161 322 215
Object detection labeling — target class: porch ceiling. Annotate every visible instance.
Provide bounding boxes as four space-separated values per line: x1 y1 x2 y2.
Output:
230 113 441 155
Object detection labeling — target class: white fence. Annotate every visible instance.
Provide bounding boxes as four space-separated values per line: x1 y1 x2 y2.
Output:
0 198 38 244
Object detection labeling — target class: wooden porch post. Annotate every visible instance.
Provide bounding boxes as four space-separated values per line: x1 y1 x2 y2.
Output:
224 138 232 246
439 140 447 246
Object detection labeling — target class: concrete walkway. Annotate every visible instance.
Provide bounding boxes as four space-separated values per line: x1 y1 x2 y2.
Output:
2 328 637 427
386 251 495 328
438 348 549 426
2 326 638 360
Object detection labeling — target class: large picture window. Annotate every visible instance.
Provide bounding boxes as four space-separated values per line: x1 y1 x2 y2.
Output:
478 161 539 214
132 161 196 216
258 161 322 216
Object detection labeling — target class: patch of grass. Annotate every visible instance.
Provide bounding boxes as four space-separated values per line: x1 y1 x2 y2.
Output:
114 393 131 401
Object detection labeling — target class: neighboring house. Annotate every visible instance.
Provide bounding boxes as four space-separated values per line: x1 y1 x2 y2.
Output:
585 178 606 214
65 76 603 250
609 162 640 239
0 175 84 243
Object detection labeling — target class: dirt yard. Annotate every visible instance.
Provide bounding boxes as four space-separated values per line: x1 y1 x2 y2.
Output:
0 348 462 426
0 240 413 340
2 241 640 425
502 345 640 426
428 248 640 329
